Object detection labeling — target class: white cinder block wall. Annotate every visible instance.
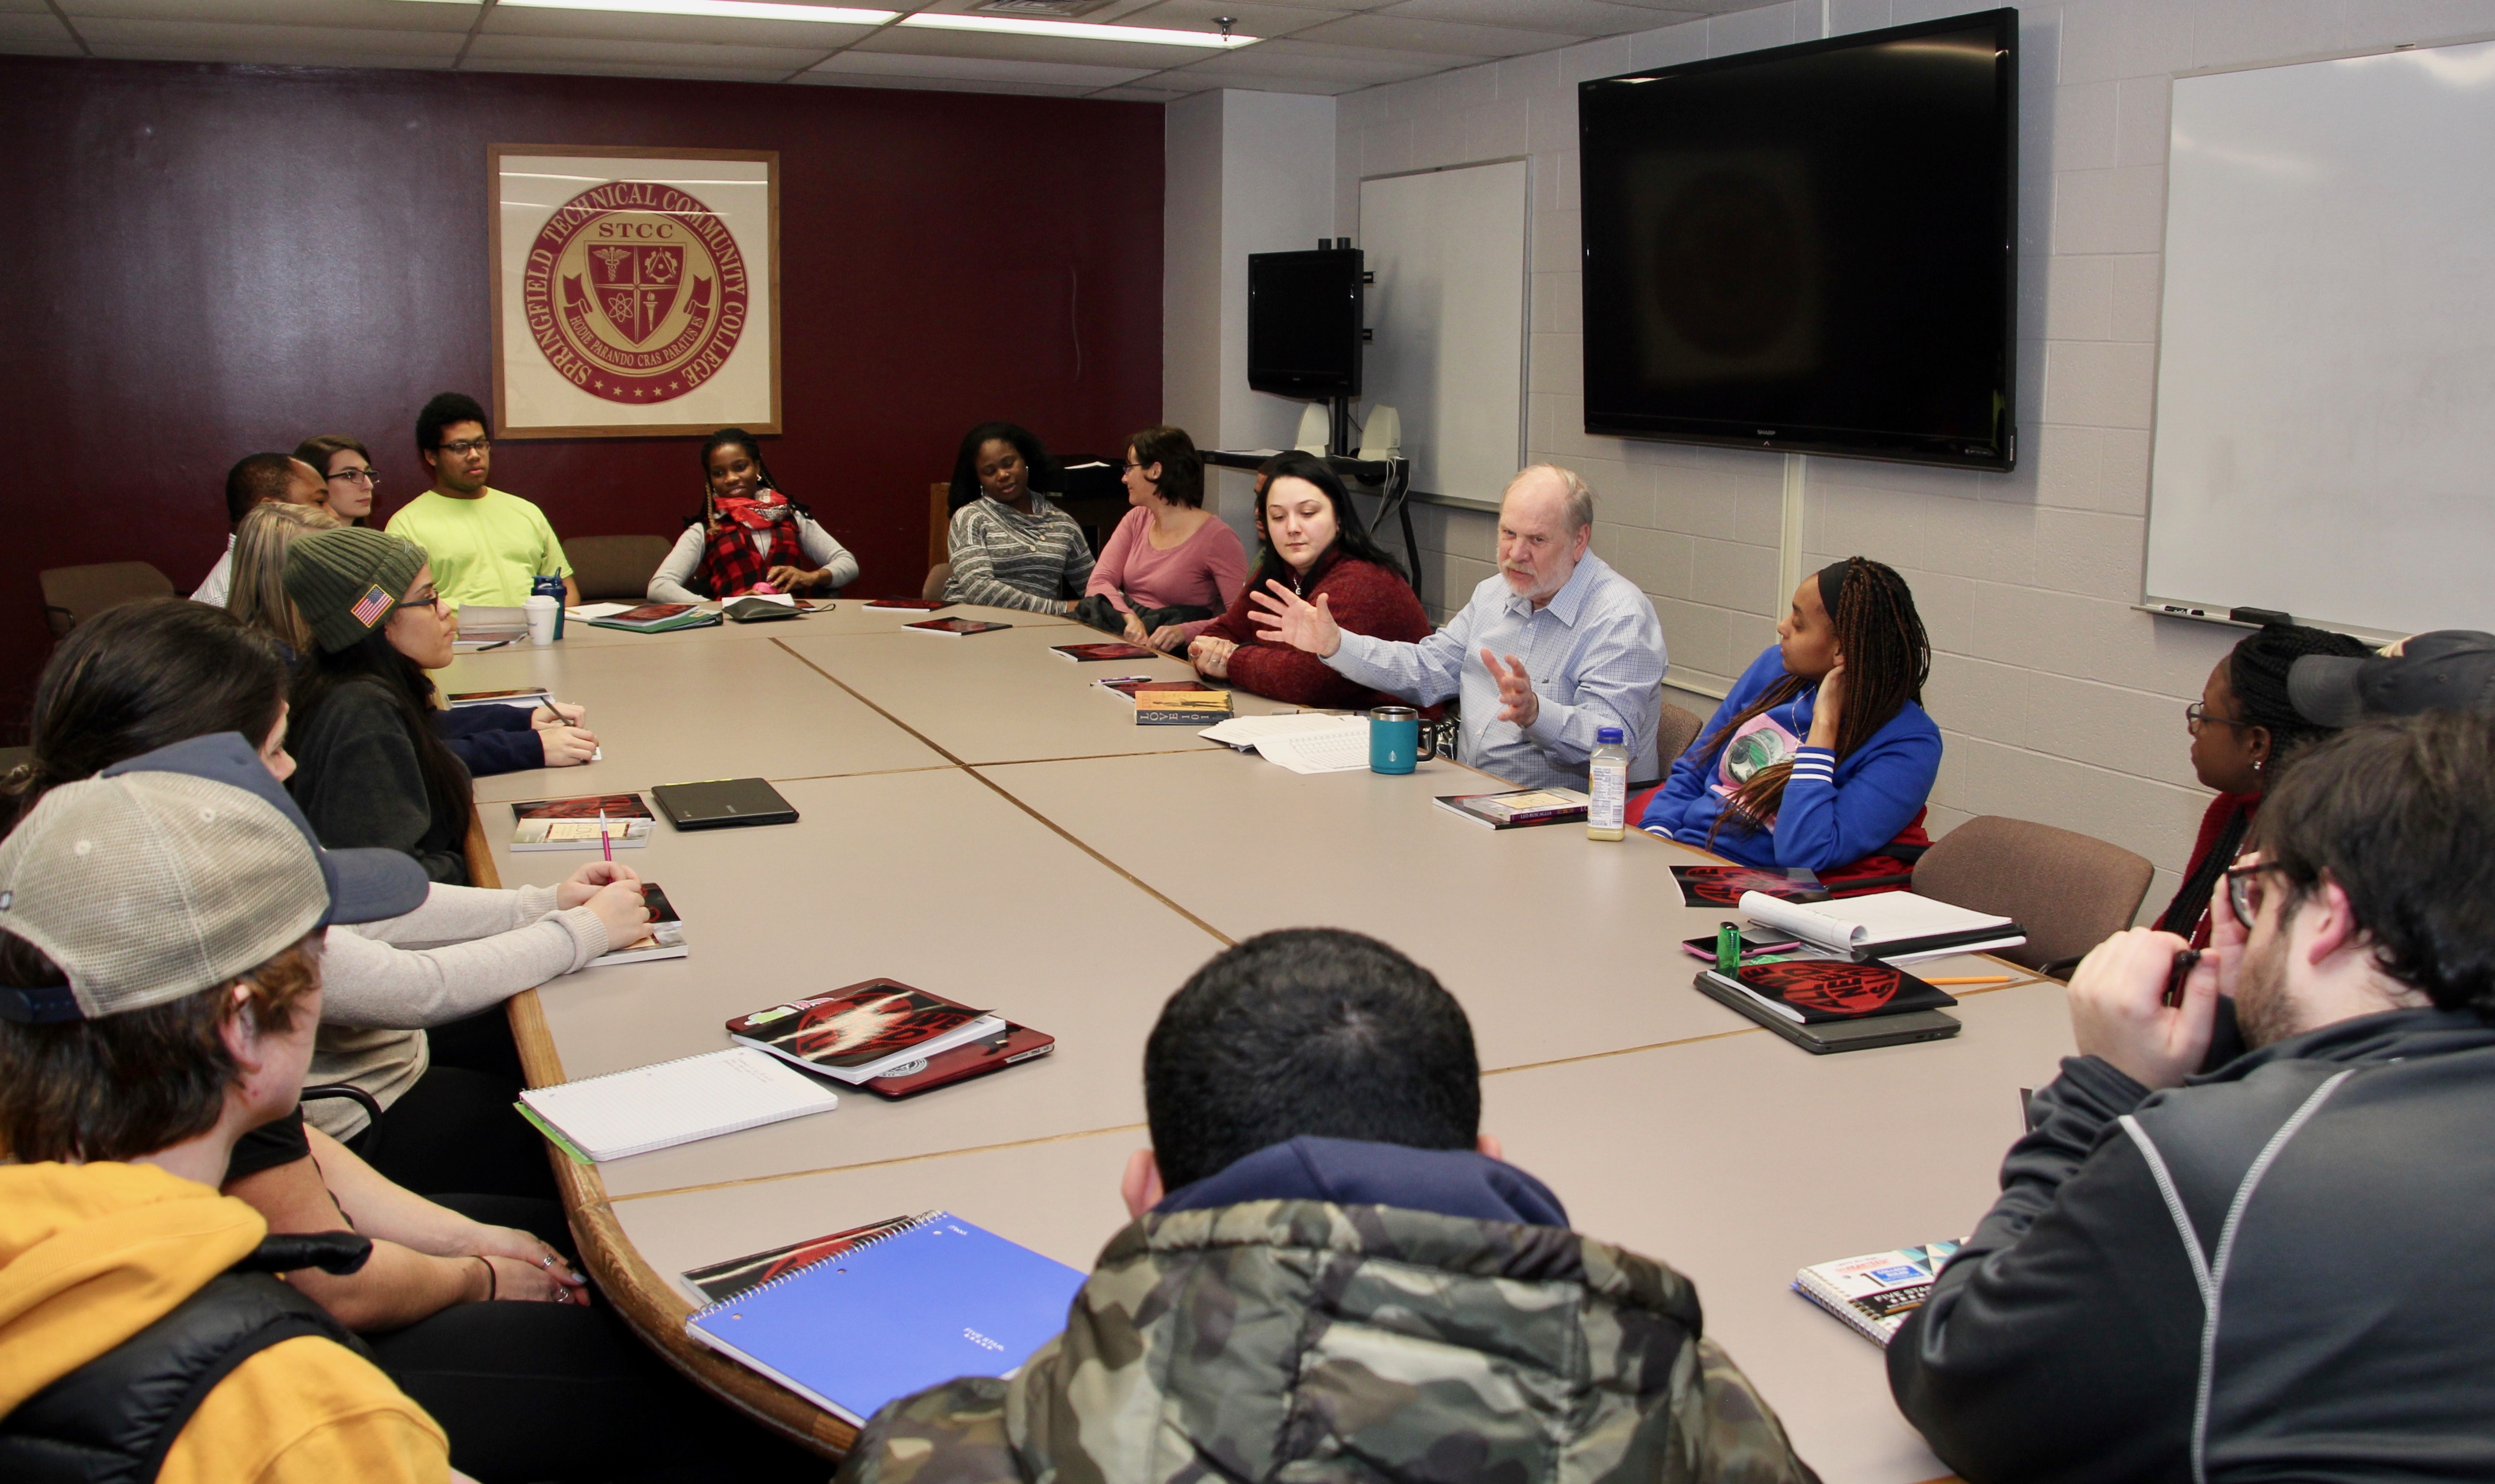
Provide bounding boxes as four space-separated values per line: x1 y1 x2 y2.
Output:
1331 0 2495 916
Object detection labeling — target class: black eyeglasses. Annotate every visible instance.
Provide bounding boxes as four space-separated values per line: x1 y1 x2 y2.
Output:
2186 701 2257 733
328 468 380 487
2223 860 2286 926
436 438 491 457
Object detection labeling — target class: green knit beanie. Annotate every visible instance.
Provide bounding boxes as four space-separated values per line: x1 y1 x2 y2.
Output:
283 528 429 654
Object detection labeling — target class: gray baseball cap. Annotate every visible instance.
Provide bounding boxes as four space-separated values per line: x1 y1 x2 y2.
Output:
2288 630 2495 728
0 733 428 1024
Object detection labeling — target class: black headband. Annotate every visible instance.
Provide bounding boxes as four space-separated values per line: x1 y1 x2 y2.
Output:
1815 558 1856 620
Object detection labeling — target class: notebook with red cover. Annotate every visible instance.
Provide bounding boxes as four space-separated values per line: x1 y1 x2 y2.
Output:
1709 958 1959 1023
904 617 1010 636
865 599 949 610
1051 641 1155 662
861 1022 1055 1100
1671 865 1833 907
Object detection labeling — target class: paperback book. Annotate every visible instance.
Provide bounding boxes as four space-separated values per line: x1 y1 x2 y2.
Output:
1097 676 1233 724
1672 865 1831 907
1434 788 1589 830
678 1213 925 1306
585 602 721 633
1051 640 1156 662
447 687 550 710
1738 890 2026 964
864 599 948 611
861 1022 1057 1100
587 883 686 967
1702 958 1959 1024
904 617 1011 637
725 980 1006 1085
1794 1241 1962 1345
509 793 655 852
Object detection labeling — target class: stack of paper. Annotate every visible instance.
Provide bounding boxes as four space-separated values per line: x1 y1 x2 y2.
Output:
1738 890 2025 964
1197 713 1374 773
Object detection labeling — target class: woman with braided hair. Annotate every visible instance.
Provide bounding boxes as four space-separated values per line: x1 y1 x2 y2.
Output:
646 428 857 603
2154 623 2373 946
1639 557 1941 882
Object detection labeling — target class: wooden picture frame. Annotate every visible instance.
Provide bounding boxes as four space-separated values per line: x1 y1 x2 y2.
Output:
489 144 781 440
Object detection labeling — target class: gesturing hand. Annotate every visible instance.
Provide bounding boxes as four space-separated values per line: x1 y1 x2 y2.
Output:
554 858 641 909
538 725 599 768
1483 651 1539 729
1247 581 1343 658
2067 927 2220 1091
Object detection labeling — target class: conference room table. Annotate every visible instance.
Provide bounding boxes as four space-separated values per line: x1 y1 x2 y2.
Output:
442 596 2071 1484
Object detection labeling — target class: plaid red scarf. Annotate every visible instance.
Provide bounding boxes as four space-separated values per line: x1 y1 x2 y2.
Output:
698 518 807 597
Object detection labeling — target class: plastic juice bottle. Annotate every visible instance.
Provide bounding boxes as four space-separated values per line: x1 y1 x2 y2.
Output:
1587 726 1630 840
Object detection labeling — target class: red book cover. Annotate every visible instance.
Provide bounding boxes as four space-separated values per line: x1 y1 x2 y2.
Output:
865 599 949 610
725 981 989 1073
1672 865 1833 907
1719 959 1958 1023
1052 641 1156 662
678 1213 923 1305
860 1022 1057 1100
904 617 1011 636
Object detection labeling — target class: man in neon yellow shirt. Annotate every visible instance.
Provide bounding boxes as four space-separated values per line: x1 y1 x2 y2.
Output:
385 392 577 609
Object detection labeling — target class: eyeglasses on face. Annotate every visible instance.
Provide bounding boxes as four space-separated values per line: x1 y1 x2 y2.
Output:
2186 701 2258 733
328 468 380 487
2223 860 2287 927
436 439 492 457
405 588 450 614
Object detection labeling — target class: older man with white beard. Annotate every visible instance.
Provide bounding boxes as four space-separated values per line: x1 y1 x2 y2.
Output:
1247 464 1667 790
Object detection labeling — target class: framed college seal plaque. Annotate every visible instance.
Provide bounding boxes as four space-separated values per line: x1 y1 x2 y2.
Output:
490 146 780 438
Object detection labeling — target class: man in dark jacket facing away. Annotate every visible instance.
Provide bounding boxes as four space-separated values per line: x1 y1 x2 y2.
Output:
839 928 1817 1484
1890 710 2495 1483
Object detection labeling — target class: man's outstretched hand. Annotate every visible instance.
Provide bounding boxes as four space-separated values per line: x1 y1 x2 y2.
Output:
1248 580 1342 658
1484 651 1538 729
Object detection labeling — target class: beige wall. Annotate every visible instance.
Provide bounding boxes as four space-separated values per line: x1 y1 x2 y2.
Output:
1334 0 2495 915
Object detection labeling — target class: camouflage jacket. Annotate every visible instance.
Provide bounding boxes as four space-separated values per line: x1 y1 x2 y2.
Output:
838 1199 1818 1484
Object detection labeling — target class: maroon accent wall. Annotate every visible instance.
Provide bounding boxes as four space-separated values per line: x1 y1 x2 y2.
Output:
0 56 1162 734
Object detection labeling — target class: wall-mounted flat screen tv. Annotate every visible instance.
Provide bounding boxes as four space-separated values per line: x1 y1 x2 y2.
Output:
1578 9 2018 469
1248 248 1364 398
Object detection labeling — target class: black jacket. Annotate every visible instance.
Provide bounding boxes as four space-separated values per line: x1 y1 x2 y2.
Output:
289 677 470 884
1890 1006 2495 1483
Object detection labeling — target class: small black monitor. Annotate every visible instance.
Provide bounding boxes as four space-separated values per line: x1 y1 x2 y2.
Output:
1248 248 1363 398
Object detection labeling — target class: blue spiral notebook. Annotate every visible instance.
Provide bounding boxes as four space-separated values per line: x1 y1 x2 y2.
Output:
682 1210 1087 1426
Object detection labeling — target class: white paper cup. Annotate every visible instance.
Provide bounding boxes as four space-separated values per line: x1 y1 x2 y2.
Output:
523 595 560 646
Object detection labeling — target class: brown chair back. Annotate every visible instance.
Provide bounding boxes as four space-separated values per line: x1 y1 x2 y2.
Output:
929 482 952 571
1914 815 2155 973
39 562 176 638
566 534 675 602
1656 702 1705 770
922 562 952 603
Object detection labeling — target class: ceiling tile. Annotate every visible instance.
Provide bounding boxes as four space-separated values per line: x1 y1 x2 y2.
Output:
1170 33 1455 82
810 49 1149 85
0 12 72 38
73 15 465 60
0 36 87 53
1143 67 1353 92
478 6 875 49
1375 0 1645 36
463 29 824 67
791 71 1092 95
1295 12 1580 54
1096 0 1350 38
0 0 67 14
64 0 477 31
845 25 1223 67
1085 83 1192 100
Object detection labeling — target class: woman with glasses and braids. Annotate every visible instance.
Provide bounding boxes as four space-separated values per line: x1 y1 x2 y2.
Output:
1640 557 1941 884
2155 623 2374 946
647 427 857 604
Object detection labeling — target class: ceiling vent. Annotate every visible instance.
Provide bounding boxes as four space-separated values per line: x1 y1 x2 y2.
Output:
969 0 1117 15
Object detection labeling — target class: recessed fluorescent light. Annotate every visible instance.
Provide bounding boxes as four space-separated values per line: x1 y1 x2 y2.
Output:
494 0 898 22
896 13 1256 47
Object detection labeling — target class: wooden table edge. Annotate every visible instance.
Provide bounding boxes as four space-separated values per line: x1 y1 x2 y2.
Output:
471 818 860 1459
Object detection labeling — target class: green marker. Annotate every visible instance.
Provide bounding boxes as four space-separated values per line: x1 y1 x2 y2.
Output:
1715 921 1740 976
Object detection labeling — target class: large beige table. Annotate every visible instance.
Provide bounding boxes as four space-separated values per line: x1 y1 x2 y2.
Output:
471 616 2060 1481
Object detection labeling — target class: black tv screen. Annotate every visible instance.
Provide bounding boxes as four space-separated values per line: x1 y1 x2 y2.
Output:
1248 248 1363 398
1578 9 2018 469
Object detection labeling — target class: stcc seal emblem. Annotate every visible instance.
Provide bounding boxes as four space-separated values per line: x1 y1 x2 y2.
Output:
520 181 750 405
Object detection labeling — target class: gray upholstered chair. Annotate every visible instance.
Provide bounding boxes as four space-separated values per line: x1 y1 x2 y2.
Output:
565 534 675 602
39 561 176 638
1913 815 2156 974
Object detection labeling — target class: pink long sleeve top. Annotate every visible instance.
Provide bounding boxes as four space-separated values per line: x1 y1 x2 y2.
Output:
1083 506 1249 643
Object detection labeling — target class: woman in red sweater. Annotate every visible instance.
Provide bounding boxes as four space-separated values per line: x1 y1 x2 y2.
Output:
1189 452 1431 710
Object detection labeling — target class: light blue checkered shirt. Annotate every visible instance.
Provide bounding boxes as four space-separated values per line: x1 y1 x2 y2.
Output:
1323 552 1668 789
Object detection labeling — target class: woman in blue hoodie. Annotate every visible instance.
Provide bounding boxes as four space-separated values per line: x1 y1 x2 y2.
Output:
1641 555 1940 883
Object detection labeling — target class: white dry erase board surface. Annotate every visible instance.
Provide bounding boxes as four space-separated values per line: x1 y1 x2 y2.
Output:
1358 159 1531 508
2143 38 2495 636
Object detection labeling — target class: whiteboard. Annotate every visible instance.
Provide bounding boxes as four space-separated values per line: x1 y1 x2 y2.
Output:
2144 39 2495 635
1358 160 1531 505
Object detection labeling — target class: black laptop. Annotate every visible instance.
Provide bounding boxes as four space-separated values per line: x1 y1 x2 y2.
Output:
649 778 799 830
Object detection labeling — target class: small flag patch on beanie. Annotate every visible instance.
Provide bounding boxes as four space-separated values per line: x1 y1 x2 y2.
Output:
351 584 394 629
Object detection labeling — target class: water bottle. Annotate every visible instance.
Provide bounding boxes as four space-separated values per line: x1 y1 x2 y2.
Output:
1587 726 1630 841
531 574 567 640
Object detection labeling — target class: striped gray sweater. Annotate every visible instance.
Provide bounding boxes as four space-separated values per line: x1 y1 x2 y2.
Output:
944 495 1095 614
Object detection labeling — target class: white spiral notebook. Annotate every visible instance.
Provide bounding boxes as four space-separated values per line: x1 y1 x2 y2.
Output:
516 1047 839 1163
